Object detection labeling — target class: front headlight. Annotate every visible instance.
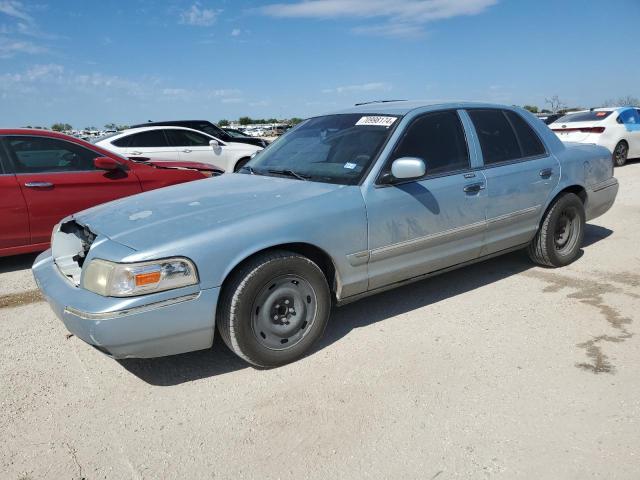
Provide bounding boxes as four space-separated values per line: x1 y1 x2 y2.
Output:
82 258 198 297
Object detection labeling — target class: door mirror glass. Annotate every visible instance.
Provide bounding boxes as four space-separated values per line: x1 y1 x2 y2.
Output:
390 157 426 180
94 157 122 171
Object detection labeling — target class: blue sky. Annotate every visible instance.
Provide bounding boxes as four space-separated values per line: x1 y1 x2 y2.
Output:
0 0 638 128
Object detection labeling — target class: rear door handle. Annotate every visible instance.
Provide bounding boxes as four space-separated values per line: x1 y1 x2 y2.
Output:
464 182 485 194
130 151 143 155
24 182 53 189
539 168 553 179
182 149 192 153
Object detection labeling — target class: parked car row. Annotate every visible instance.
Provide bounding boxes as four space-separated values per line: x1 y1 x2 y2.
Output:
0 129 220 257
32 101 619 368
550 106 640 166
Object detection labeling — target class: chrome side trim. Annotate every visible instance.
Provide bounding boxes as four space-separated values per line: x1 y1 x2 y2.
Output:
64 293 201 320
486 205 540 226
346 250 370 267
591 178 618 192
370 219 486 263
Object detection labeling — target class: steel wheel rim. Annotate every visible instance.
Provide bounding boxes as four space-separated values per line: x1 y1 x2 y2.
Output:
614 143 627 165
554 207 580 255
251 274 318 350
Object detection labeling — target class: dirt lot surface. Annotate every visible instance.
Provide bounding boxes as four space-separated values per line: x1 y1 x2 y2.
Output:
1 163 639 480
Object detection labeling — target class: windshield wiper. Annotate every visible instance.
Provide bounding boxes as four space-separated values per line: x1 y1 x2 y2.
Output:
239 165 258 175
267 169 310 181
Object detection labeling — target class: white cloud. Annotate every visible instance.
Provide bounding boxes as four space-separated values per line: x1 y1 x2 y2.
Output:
262 0 498 37
0 37 46 58
323 82 392 94
0 0 32 23
231 28 241 36
180 3 219 26
25 63 64 81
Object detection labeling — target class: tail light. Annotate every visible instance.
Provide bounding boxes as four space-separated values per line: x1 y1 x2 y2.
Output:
552 127 605 134
580 127 605 134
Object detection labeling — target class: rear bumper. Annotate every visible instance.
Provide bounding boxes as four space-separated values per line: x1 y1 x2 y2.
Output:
32 250 220 359
586 178 619 221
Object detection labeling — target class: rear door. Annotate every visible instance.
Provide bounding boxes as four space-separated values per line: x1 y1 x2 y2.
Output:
3 135 142 244
619 108 640 157
467 109 559 255
124 129 180 161
0 140 30 250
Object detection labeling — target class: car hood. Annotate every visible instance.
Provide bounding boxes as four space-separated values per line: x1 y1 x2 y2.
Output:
73 173 344 251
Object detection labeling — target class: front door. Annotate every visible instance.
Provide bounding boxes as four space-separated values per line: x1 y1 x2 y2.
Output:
3 135 142 244
362 110 487 290
466 109 560 255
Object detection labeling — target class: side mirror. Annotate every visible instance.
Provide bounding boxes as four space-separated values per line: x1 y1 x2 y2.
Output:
94 157 122 171
209 139 220 148
379 157 426 184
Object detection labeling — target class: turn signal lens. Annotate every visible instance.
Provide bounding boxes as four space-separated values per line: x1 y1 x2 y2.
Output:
135 271 161 286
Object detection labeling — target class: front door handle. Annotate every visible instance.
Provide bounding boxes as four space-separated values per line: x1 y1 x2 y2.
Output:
130 151 143 155
182 149 192 153
24 182 53 189
539 168 553 179
463 182 485 194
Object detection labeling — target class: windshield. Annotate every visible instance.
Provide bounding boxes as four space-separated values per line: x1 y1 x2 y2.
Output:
243 113 399 185
556 111 613 123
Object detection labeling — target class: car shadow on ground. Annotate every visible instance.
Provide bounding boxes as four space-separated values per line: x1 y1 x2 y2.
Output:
0 253 38 274
119 224 612 386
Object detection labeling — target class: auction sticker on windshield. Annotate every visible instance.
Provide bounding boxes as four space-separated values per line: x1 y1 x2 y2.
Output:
355 116 397 127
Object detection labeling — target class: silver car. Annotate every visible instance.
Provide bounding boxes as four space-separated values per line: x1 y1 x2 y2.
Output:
33 102 619 367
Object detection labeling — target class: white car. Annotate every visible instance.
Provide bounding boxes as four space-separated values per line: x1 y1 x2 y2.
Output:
550 107 640 166
95 126 262 172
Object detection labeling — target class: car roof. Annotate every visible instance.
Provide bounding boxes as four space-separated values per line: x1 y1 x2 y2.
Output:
130 120 212 127
332 100 527 116
113 125 215 137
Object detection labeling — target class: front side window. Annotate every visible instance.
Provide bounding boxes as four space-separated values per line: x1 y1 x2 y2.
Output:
4 136 98 173
127 130 169 148
246 113 398 185
166 129 212 147
388 110 469 176
468 109 521 165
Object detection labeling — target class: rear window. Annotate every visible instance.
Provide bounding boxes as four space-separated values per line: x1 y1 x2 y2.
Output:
556 111 612 123
127 130 169 148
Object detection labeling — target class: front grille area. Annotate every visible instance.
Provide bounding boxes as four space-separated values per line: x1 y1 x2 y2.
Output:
52 220 97 286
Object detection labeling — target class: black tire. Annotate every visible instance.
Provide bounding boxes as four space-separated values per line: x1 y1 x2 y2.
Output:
217 250 331 367
613 141 628 167
233 157 251 172
527 193 585 267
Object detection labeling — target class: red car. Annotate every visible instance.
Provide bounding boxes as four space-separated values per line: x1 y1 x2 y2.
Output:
0 129 220 257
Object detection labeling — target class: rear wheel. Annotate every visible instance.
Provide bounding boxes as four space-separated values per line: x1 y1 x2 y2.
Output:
234 157 251 172
217 251 331 367
613 141 628 167
527 193 585 267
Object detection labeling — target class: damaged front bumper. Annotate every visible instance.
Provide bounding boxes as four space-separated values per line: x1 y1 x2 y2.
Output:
32 250 220 359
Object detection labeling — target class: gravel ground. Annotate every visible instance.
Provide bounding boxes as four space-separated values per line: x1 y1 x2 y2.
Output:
1 163 639 480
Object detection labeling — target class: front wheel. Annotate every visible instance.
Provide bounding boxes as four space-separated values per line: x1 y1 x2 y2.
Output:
527 193 585 267
217 251 331 367
613 141 628 167
233 157 251 172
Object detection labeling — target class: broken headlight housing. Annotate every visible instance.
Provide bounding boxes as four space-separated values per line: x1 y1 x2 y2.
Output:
82 258 198 297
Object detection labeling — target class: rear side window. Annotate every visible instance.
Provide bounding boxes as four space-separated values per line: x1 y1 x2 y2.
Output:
4 136 98 173
127 130 169 148
619 109 640 125
166 129 211 147
390 110 469 176
111 135 131 148
468 109 521 165
557 111 612 123
505 111 546 157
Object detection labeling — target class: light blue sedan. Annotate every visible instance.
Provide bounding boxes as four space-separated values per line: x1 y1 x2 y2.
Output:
33 102 619 367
